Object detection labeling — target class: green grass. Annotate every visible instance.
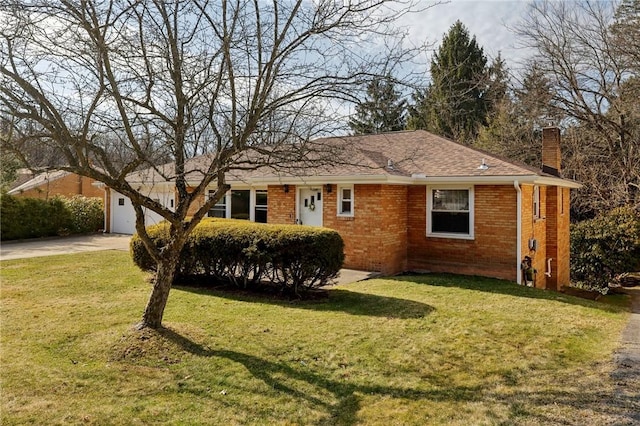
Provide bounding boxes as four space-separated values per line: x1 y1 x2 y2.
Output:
0 251 635 425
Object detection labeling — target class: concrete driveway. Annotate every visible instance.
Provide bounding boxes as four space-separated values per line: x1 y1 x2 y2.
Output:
0 234 131 261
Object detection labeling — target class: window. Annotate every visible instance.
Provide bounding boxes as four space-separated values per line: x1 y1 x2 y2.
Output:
533 185 541 219
231 190 250 220
254 190 268 223
208 190 226 218
427 187 474 239
338 185 354 216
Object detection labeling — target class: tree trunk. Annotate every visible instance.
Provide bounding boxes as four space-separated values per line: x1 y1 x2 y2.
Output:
137 254 180 329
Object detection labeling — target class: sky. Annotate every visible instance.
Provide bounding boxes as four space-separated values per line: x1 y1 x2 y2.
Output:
397 0 534 75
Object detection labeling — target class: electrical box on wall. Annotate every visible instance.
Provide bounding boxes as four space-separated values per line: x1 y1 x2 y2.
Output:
528 238 537 251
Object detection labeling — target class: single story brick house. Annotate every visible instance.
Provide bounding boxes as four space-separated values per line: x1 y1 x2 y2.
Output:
8 169 103 200
101 127 580 290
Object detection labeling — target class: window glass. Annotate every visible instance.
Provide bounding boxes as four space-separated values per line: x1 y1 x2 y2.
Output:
255 190 268 223
430 188 471 236
208 190 226 218
533 186 540 219
339 187 353 215
231 190 250 220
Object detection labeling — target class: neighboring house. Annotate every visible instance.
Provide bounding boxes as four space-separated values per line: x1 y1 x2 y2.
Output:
101 127 580 290
8 169 103 200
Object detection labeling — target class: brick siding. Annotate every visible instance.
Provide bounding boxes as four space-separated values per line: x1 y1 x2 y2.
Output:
193 181 572 286
407 185 518 281
13 173 103 200
322 184 407 274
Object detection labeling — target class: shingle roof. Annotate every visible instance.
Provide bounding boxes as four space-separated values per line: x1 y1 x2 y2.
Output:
124 130 580 187
292 130 541 178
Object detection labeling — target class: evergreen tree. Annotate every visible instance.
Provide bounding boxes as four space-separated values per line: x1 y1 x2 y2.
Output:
485 54 510 116
348 75 407 134
408 20 489 143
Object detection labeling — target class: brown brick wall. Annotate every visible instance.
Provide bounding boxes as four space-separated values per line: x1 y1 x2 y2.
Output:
267 185 297 225
193 181 573 287
14 173 103 200
407 185 518 281
544 186 571 289
265 184 407 274
523 184 571 290
542 127 561 172
521 184 543 288
322 184 408 274
559 187 571 287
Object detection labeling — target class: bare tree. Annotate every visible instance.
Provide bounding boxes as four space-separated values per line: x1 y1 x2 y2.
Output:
515 0 640 217
0 0 419 329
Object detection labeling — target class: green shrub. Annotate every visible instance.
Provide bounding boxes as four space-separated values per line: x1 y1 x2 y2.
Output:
63 196 104 233
131 218 345 294
0 194 103 240
570 206 640 291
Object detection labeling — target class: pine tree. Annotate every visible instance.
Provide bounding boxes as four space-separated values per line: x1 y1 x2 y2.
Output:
348 75 407 135
407 21 489 143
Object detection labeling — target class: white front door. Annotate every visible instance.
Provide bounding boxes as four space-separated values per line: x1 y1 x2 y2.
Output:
298 187 323 227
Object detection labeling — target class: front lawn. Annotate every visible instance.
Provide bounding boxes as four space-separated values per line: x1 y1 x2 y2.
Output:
0 251 635 425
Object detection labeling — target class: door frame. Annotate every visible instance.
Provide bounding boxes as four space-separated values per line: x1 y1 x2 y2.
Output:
296 186 324 227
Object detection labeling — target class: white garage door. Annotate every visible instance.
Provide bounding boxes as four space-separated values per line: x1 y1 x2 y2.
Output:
110 192 168 235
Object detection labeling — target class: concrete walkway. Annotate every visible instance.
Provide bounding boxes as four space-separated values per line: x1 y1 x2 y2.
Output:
0 234 376 286
612 286 640 422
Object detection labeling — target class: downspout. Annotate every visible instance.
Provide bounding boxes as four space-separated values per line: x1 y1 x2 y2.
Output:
514 180 522 285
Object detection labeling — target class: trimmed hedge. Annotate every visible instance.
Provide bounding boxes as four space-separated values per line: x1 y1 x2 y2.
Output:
570 206 640 291
131 218 345 294
0 194 104 241
64 195 104 234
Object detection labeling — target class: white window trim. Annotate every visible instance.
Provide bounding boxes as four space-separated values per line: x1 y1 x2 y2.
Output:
252 189 268 222
533 185 541 219
426 185 475 240
337 184 354 217
207 190 229 218
208 188 268 221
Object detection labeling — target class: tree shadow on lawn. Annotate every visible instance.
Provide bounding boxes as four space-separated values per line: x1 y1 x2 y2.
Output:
173 285 434 319
390 273 628 313
157 326 481 425
151 326 639 425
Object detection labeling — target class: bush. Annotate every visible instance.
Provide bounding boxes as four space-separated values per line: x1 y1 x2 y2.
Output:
64 195 104 234
0 194 103 240
131 218 345 294
570 206 640 291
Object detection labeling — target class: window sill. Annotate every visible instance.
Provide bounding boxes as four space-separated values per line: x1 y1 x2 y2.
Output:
427 232 474 241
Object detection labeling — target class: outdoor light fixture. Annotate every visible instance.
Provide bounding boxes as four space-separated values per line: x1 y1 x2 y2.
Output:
325 184 332 193
283 184 289 193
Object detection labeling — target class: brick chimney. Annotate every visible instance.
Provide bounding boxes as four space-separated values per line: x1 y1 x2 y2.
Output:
542 126 561 177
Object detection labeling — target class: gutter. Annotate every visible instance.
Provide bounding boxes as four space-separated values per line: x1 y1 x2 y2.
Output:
91 172 581 190
514 180 522 285
227 173 582 188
